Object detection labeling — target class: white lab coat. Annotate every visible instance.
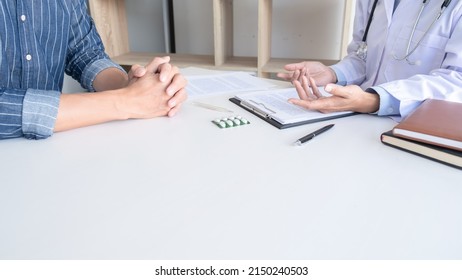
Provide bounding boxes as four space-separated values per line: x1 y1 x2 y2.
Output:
331 0 462 117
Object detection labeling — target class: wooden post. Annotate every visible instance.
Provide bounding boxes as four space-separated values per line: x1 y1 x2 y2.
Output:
88 0 130 58
258 0 272 78
340 0 354 59
213 0 234 66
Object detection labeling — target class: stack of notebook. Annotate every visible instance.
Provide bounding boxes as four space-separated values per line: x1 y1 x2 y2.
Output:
381 99 462 169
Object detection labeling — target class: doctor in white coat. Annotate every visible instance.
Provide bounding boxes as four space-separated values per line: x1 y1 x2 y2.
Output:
278 0 462 118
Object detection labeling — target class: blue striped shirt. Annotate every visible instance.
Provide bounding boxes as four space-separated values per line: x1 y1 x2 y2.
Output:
0 0 125 140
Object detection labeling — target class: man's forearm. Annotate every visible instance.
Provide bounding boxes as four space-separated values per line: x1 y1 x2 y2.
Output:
54 70 180 132
92 67 129 91
54 89 127 132
54 67 129 132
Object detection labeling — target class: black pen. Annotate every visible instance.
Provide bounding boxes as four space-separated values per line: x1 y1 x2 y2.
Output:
294 124 335 146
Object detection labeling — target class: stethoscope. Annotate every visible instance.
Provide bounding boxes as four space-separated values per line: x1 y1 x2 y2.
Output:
356 0 453 64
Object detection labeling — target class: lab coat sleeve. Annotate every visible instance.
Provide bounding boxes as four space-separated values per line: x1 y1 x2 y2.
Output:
330 0 369 85
370 86 401 116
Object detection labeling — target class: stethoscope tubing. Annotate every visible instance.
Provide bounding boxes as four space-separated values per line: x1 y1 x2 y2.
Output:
393 0 449 63
357 0 453 64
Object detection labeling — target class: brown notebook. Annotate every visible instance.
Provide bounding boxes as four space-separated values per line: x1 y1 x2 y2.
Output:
392 99 462 152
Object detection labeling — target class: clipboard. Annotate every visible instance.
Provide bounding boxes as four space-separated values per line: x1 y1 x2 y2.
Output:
229 88 356 129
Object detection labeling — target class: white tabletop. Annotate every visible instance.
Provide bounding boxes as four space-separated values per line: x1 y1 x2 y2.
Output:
1 73 461 260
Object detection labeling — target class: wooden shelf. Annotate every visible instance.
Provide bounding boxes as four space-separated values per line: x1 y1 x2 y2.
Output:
111 52 257 72
89 0 353 78
112 53 215 69
215 56 258 72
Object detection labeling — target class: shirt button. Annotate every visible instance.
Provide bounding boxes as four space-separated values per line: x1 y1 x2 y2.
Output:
387 107 394 114
25 54 32 61
20 15 26 22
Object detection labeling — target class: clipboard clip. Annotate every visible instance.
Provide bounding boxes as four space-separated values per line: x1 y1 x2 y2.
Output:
241 100 276 118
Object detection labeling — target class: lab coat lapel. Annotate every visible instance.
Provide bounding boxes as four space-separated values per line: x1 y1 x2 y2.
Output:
384 0 395 27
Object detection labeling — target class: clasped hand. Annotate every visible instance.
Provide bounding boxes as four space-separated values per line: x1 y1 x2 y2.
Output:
126 56 187 118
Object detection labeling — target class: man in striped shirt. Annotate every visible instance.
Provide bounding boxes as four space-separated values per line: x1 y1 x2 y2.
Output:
0 0 187 140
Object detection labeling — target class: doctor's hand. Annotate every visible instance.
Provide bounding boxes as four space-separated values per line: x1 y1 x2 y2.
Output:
289 76 379 114
277 61 337 86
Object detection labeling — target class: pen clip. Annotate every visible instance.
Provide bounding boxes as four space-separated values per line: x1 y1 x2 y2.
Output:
294 124 335 146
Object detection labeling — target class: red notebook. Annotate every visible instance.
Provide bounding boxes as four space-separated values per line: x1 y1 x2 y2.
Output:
392 99 462 152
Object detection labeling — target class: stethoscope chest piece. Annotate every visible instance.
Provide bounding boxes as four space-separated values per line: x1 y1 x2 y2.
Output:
356 41 368 61
356 0 379 61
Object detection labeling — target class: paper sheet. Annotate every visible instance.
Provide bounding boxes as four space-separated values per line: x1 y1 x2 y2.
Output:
185 72 276 99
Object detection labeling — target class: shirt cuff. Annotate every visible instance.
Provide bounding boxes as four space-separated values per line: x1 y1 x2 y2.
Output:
22 89 60 140
81 59 126 92
330 66 347 86
369 86 401 116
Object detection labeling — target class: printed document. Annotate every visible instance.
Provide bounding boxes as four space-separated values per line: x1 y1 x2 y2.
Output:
185 72 276 99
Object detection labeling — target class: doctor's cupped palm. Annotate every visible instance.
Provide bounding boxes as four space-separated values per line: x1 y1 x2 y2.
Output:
277 61 337 86
289 76 378 114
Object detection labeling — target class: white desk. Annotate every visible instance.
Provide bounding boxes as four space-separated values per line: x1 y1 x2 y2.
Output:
1 72 461 260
